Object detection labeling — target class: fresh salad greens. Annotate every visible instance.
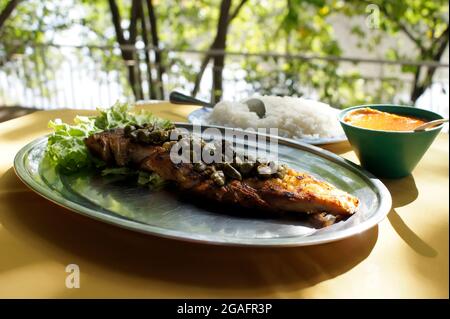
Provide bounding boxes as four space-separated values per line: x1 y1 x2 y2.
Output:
47 115 100 173
101 167 167 190
45 102 172 188
93 102 172 131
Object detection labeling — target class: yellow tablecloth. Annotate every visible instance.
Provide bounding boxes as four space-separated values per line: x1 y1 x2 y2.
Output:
0 103 448 298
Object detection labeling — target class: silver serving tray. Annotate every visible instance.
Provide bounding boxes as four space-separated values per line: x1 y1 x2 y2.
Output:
14 123 391 247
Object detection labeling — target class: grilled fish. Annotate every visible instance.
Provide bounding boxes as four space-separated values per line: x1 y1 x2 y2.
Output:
85 127 358 227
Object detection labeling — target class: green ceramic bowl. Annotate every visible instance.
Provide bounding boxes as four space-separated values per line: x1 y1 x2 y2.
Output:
339 104 444 178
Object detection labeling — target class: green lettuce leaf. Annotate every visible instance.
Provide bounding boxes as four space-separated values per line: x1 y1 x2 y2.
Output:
46 115 99 173
100 167 166 191
45 101 172 174
137 171 167 190
94 102 173 131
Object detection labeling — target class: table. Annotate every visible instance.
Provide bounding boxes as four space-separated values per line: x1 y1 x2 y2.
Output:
0 102 448 298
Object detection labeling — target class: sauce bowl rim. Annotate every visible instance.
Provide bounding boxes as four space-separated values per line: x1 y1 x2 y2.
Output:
338 104 444 134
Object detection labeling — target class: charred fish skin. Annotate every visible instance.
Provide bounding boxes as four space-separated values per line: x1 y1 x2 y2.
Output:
84 127 359 221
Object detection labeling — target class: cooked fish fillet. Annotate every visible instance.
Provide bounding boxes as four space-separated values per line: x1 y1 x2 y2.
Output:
85 128 358 224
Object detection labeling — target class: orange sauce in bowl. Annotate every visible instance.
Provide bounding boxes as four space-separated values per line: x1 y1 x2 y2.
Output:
344 108 427 131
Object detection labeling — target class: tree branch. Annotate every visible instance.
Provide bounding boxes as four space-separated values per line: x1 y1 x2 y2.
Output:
360 0 426 52
107 0 125 44
128 0 139 44
211 0 233 102
191 49 214 97
192 0 246 97
145 0 165 98
108 0 143 99
0 0 22 30
228 0 248 24
395 20 426 53
410 24 449 102
138 0 156 99
431 24 449 60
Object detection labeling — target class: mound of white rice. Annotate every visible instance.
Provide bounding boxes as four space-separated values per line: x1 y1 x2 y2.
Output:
206 95 343 139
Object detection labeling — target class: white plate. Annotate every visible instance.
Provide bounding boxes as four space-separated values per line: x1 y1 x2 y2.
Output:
188 107 348 145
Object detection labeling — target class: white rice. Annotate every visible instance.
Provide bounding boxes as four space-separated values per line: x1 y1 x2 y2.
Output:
206 95 344 139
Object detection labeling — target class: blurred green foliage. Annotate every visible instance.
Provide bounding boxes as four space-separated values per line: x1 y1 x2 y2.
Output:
0 0 448 108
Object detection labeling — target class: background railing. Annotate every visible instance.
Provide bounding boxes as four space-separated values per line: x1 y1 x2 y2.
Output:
0 43 448 116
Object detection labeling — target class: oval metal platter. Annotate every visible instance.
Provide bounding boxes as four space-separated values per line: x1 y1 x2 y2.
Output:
188 107 348 145
14 123 391 247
